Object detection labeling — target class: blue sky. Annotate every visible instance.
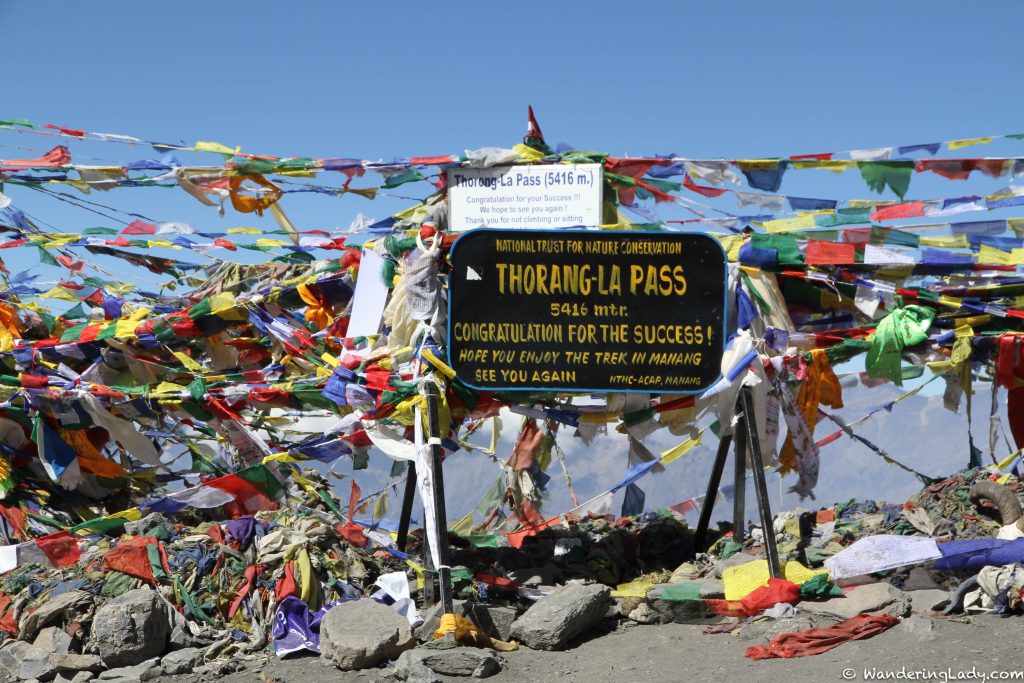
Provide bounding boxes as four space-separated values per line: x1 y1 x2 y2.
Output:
2 1 1022 519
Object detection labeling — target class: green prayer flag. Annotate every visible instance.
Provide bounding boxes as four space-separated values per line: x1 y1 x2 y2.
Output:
858 161 914 199
37 247 59 266
865 305 935 385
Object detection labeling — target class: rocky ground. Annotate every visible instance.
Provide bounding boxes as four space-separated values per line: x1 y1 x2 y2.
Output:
155 614 1020 683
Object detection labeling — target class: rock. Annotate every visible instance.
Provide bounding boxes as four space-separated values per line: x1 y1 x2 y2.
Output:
395 647 502 680
19 626 75 681
90 589 170 668
698 578 725 599
159 594 192 651
714 553 757 579
19 591 94 642
50 654 104 674
802 582 911 620
506 566 558 587
626 601 659 625
644 583 724 625
35 627 74 655
909 589 950 613
0 641 33 681
615 596 644 616
898 614 936 642
319 599 416 670
468 605 517 641
739 615 832 642
903 567 942 591
510 583 611 650
159 647 203 675
97 658 161 682
54 675 96 683
415 599 470 643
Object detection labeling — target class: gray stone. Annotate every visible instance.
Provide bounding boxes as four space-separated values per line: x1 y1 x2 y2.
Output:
739 614 834 642
54 675 95 683
506 566 558 587
468 605 516 641
97 657 160 681
395 647 501 680
510 583 611 650
625 601 659 625
159 647 203 675
415 599 470 643
160 594 193 651
698 577 725 599
319 599 416 670
714 553 757 579
90 589 170 667
898 614 936 642
50 654 103 674
802 582 911 620
20 626 75 681
0 641 33 681
644 583 725 625
20 591 94 642
909 589 950 613
903 567 942 591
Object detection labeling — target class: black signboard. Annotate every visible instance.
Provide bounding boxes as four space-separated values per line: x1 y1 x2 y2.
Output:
447 229 727 393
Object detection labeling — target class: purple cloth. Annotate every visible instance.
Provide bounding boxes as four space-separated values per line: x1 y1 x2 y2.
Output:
934 539 1024 571
225 516 256 548
273 597 353 657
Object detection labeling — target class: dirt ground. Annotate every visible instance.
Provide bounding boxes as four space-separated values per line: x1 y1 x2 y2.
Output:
185 613 1023 683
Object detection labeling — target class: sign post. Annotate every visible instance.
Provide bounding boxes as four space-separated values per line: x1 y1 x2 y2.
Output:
447 226 781 579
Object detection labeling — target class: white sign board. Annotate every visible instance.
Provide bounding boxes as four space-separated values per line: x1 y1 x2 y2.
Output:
447 163 603 231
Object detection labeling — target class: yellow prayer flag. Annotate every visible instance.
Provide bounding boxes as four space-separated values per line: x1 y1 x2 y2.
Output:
256 238 287 247
194 140 240 156
660 429 704 465
172 351 203 373
919 234 969 248
947 137 993 150
792 160 854 172
512 144 545 161
227 226 261 235
763 213 816 233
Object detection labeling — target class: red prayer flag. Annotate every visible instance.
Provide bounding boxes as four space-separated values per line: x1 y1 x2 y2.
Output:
1 145 70 169
683 174 728 198
43 123 86 138
35 531 80 568
869 201 925 222
122 220 158 235
805 241 856 265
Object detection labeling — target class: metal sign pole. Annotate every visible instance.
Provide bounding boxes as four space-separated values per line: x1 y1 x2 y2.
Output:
396 462 417 552
694 385 781 579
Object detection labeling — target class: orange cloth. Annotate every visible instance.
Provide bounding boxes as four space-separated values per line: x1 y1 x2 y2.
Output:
228 174 282 215
297 284 333 330
59 428 125 479
779 349 842 474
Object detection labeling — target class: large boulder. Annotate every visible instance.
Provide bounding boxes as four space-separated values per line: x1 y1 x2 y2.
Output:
319 599 416 670
89 589 170 667
510 582 610 650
